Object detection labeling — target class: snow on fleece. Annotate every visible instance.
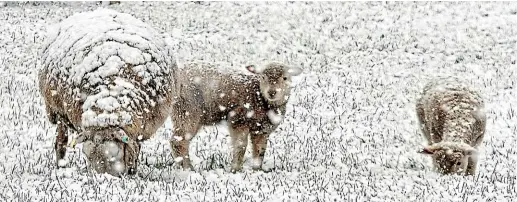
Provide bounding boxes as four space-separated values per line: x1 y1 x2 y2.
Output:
39 8 175 128
420 77 485 145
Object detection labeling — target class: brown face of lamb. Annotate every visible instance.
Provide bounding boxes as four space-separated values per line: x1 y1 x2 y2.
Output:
246 63 302 105
76 129 140 176
419 146 474 175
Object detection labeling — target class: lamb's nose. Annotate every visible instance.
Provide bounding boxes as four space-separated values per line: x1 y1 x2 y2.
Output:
268 90 277 97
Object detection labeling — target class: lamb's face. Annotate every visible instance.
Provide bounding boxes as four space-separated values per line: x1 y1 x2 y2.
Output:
247 63 302 104
260 67 292 102
430 149 469 174
79 133 140 176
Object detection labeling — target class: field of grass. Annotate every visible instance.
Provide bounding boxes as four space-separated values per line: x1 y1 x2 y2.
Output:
0 2 516 201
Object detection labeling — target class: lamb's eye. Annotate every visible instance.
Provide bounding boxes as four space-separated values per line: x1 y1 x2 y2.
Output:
283 77 287 80
455 162 462 166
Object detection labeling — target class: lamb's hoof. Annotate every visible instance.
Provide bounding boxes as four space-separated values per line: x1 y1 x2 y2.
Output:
253 167 273 173
186 165 195 172
171 161 195 171
56 159 67 168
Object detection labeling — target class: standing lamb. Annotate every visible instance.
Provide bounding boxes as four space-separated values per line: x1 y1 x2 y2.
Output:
38 8 176 176
171 62 302 173
416 77 486 175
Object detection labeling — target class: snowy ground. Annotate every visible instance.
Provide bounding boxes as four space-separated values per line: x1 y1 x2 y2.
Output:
1 1 517 201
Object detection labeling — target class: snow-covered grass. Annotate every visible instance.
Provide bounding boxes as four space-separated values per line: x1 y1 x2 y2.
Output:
1 1 516 201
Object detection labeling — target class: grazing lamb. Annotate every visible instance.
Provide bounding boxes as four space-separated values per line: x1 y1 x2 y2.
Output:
38 9 176 176
170 62 302 173
416 77 486 175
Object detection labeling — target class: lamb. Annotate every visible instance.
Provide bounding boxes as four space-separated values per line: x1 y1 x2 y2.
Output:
38 8 176 176
170 62 302 173
416 77 486 175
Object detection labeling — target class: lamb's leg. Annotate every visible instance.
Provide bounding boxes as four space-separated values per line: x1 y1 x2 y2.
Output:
250 133 269 171
55 121 68 167
170 127 197 171
466 156 477 176
170 98 201 171
229 125 249 173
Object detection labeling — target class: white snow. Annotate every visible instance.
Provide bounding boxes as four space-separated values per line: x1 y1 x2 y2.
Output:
246 111 254 118
104 142 121 159
39 7 175 129
1 1 517 202
193 76 202 84
174 157 184 163
267 110 284 125
57 159 68 167
173 135 183 141
111 161 125 173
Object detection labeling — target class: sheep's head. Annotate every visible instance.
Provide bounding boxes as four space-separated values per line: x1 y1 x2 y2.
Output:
246 62 302 105
76 128 140 176
419 142 476 175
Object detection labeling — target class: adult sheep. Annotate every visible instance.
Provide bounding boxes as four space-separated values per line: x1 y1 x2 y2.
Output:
171 62 302 173
38 8 176 176
416 77 486 175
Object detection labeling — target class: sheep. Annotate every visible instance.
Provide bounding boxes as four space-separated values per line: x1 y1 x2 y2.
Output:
416 77 486 175
170 62 302 173
38 8 176 176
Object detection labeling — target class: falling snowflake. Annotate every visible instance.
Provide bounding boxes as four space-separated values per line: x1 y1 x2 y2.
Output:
267 110 284 124
112 161 125 173
246 111 254 118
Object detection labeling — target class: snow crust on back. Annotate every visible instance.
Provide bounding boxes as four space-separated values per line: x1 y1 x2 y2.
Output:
39 8 175 128
419 77 484 145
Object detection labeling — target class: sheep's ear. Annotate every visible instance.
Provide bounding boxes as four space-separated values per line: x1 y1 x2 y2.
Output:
418 146 435 155
246 65 258 74
75 131 91 144
287 66 302 76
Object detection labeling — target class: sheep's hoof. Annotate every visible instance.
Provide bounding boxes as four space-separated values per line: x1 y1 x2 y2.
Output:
128 168 137 175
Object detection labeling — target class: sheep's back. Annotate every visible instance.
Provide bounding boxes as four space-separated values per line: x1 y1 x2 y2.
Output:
419 77 484 142
39 9 176 138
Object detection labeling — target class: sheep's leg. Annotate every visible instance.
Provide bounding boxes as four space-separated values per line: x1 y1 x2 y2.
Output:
55 121 68 167
466 156 477 176
229 125 249 173
170 127 197 171
250 133 269 171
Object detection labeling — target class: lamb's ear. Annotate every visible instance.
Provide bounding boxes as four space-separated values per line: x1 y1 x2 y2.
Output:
246 65 258 74
418 146 436 155
462 147 477 156
287 66 302 76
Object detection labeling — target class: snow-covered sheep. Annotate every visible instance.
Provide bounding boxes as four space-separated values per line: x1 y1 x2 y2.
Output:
38 9 176 176
416 77 486 175
170 62 302 173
